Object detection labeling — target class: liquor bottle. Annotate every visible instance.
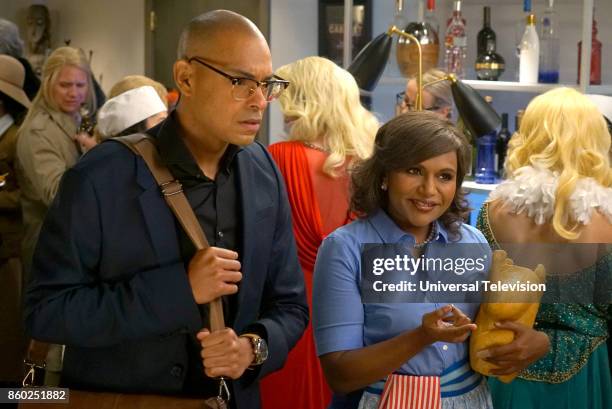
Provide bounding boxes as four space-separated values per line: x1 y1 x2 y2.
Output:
444 0 467 79
389 0 410 77
477 7 494 56
425 0 439 37
496 113 511 178
538 0 560 83
514 0 532 80
475 96 498 184
397 0 439 78
577 15 602 85
519 13 539 83
475 7 505 81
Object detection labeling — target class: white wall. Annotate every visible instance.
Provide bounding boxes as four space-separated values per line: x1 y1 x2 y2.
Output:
0 0 146 95
268 0 318 144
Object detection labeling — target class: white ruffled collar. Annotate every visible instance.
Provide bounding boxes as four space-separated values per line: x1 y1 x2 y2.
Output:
488 166 612 225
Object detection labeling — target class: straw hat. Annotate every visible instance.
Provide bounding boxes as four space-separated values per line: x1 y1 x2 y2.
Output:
97 85 167 138
0 54 31 108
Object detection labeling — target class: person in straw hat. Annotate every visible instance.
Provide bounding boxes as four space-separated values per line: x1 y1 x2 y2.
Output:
0 53 31 391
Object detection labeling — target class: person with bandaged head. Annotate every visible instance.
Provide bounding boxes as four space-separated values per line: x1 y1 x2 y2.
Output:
88 85 167 145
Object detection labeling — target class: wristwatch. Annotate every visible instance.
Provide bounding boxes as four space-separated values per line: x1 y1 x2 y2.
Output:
240 333 269 366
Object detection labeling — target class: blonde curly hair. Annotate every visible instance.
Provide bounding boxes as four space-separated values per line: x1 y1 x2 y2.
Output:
505 87 612 239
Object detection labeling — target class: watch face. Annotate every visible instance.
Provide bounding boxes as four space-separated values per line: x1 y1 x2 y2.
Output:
254 338 269 365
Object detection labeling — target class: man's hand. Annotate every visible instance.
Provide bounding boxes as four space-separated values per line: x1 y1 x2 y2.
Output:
197 328 254 379
421 304 477 344
188 247 242 304
476 321 550 375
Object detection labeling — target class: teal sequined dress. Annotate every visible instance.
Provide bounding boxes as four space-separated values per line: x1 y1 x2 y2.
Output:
477 203 612 409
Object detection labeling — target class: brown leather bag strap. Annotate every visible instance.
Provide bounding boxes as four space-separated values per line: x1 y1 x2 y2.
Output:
115 133 225 331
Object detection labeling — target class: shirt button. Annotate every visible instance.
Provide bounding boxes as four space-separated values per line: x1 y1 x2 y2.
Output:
217 231 224 238
442 344 449 351
170 364 183 377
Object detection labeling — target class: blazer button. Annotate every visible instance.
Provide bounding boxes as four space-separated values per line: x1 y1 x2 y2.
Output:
170 364 183 378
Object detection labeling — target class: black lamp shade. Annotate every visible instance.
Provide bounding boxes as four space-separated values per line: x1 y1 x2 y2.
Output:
451 80 501 137
348 32 393 91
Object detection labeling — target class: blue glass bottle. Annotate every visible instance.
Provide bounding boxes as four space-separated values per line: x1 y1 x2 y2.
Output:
475 132 497 184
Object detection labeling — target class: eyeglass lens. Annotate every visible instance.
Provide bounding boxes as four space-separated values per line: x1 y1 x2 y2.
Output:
232 79 285 102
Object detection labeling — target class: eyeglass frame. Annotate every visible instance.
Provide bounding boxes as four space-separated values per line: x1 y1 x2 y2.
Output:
187 56 290 101
396 91 442 113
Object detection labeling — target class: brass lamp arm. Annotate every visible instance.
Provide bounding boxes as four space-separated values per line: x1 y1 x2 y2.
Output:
388 25 423 111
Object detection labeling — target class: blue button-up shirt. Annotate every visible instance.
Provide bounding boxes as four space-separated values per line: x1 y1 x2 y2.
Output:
313 210 490 406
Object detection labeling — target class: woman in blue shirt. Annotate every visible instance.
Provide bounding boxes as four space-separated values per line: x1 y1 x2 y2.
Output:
313 112 545 409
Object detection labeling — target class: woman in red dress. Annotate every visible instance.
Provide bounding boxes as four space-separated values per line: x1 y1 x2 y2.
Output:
261 56 379 409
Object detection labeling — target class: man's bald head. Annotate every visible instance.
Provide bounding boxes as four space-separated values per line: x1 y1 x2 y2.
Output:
177 10 266 59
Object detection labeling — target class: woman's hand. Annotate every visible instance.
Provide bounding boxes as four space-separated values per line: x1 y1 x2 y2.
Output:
421 304 477 344
476 321 550 375
74 132 98 153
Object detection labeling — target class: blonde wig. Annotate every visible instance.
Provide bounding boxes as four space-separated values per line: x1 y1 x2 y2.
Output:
24 46 95 122
109 75 168 107
505 87 612 239
276 56 379 176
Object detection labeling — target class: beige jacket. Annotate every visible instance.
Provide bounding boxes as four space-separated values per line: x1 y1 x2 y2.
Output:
16 102 80 278
0 119 26 382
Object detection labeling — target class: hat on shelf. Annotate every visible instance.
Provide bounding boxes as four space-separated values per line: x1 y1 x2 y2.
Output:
97 85 167 138
0 54 31 109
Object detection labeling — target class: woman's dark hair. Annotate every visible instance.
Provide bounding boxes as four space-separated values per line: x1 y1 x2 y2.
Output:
350 111 471 240
0 91 27 124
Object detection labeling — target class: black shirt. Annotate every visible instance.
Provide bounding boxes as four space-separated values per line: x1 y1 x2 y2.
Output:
148 112 242 397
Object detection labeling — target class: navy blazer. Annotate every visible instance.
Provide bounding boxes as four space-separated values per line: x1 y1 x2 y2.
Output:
24 127 308 408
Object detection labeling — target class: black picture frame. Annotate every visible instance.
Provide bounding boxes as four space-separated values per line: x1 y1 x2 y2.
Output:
318 0 372 67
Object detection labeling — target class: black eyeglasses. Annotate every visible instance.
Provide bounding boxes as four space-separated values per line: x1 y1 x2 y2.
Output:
395 91 441 113
188 57 289 102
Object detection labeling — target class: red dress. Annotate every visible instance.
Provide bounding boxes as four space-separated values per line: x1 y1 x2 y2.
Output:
261 141 352 409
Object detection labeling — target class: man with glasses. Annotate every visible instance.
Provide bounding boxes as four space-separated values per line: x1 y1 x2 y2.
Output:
25 10 308 409
396 68 453 120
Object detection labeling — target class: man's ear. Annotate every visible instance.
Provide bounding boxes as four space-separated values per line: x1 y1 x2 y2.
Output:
174 59 193 97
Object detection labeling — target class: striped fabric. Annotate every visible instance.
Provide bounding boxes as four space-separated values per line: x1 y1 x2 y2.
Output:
377 375 441 409
440 358 482 398
370 359 483 409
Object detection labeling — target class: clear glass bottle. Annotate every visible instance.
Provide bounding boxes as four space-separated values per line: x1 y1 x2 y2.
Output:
444 0 467 79
519 13 539 83
577 15 602 85
538 0 560 83
475 7 505 81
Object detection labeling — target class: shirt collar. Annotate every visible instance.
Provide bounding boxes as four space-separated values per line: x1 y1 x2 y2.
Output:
0 114 14 138
368 209 449 245
153 110 242 178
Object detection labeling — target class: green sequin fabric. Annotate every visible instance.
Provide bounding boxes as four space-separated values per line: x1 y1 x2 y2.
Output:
476 202 611 383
